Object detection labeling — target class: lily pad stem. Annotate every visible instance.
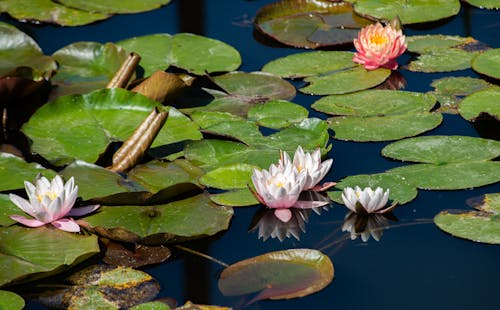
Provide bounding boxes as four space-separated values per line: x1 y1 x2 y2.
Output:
106 52 141 89
175 245 229 267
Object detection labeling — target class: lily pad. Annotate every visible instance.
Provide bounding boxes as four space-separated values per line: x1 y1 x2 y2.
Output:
0 194 21 226
51 42 129 98
22 88 201 164
0 0 110 26
255 0 372 48
199 163 258 190
82 194 233 243
407 35 478 54
56 0 171 14
218 249 333 301
458 88 500 121
329 112 442 142
262 51 355 78
407 48 478 72
434 211 500 244
382 136 500 164
0 153 56 191
353 0 461 25
472 48 500 80
0 22 56 79
462 0 500 9
301 66 391 95
210 189 259 207
0 290 24 310
0 226 99 286
247 100 309 129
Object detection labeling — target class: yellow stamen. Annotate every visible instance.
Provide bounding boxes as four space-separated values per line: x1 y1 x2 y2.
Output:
37 191 58 202
370 33 388 45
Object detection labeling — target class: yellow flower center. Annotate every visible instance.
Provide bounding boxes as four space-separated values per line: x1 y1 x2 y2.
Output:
370 33 388 45
37 191 58 202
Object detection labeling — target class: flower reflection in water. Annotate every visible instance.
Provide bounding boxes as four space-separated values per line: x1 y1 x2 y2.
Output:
342 211 398 242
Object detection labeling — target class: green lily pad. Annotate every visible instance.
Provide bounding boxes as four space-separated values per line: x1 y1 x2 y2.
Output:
382 136 500 164
312 90 436 116
83 194 233 243
388 161 500 190
429 77 496 112
210 189 259 207
434 211 500 244
462 0 500 9
0 22 56 79
470 193 500 214
56 0 171 14
301 66 391 95
328 173 418 205
458 88 500 121
329 112 443 142
218 249 333 300
407 35 478 54
130 302 171 310
262 51 355 78
51 42 129 98
0 194 21 226
407 48 478 72
22 88 201 164
199 163 258 190
0 290 24 310
0 226 99 286
247 100 309 129
472 48 500 80
353 0 461 25
255 0 371 48
0 0 110 26
0 153 56 191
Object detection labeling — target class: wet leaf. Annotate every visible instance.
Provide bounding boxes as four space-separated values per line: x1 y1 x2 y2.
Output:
0 0 110 26
329 112 442 142
103 241 171 268
0 194 21 226
382 136 500 163
218 249 333 301
0 153 56 191
199 163 258 189
22 88 201 164
407 48 478 72
353 0 461 25
130 302 171 310
462 0 500 9
0 22 56 79
210 189 259 207
247 100 308 129
301 66 391 95
255 0 371 48
472 48 500 80
0 290 24 310
262 51 355 78
458 88 500 121
0 226 99 286
407 35 477 54
56 0 172 14
82 194 233 244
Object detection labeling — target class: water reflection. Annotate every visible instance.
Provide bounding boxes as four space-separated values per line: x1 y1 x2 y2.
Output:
341 211 398 242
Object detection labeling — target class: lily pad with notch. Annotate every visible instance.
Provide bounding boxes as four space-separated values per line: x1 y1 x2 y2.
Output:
458 88 500 121
472 48 500 80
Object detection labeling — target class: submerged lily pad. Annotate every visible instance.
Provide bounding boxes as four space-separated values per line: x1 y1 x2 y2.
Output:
0 290 24 310
472 48 500 80
22 88 201 164
0 0 110 26
353 0 461 25
458 88 500 121
0 22 56 79
218 249 333 301
0 153 56 191
0 226 99 286
255 0 371 48
56 0 171 14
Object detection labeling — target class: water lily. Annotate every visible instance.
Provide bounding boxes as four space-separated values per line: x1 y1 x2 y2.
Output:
353 20 407 70
341 186 393 214
9 175 99 232
282 146 334 191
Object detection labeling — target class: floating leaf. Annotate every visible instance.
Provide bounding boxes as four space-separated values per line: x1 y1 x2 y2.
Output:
0 153 56 191
56 0 171 14
82 194 233 243
462 0 500 9
407 35 476 54
210 189 259 207
262 51 355 78
472 48 500 80
382 136 500 164
199 163 258 190
247 100 309 129
458 88 500 121
255 0 371 48
0 290 24 310
103 241 171 268
0 0 109 26
0 194 21 226
407 49 478 72
130 302 171 310
218 249 333 301
353 0 461 25
301 66 390 95
434 211 500 244
22 88 201 164
0 22 56 78
0 226 99 286
329 112 442 142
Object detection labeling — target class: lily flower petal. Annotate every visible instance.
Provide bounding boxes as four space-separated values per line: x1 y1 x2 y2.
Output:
51 218 80 232
341 186 393 214
67 204 100 217
9 215 46 228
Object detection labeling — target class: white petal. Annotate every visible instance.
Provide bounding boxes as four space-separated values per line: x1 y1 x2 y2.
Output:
9 194 39 219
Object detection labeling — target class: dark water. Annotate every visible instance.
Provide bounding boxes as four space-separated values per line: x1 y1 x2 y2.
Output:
2 1 499 309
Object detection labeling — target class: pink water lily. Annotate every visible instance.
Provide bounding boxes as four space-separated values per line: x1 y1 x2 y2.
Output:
353 20 407 70
9 175 99 232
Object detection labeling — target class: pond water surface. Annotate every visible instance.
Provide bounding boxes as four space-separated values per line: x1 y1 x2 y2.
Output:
2 1 499 309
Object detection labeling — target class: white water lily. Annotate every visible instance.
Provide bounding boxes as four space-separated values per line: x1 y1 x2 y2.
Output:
281 146 334 191
341 186 392 214
9 175 99 232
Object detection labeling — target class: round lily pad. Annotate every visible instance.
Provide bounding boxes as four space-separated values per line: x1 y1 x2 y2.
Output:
247 100 308 129
407 49 478 73
199 163 258 190
210 189 259 207
462 0 500 9
472 48 500 80
458 88 500 121
56 0 171 14
407 35 478 54
0 290 24 310
0 152 56 191
434 211 500 244
353 0 461 25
